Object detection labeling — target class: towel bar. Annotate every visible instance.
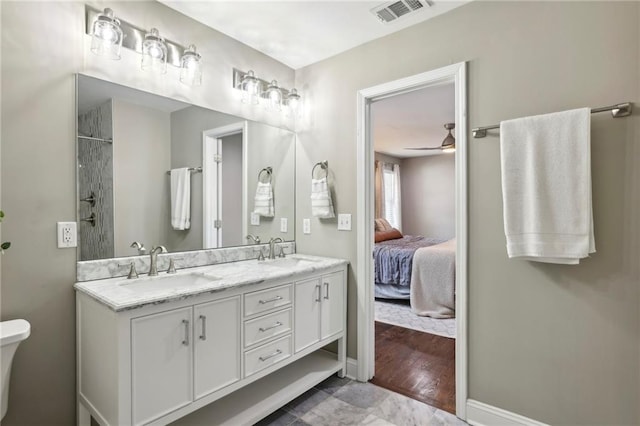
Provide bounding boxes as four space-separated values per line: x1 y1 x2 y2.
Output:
472 102 633 138
165 167 202 175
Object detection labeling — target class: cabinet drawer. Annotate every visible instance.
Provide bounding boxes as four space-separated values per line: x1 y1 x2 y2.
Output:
244 308 292 348
244 284 292 317
244 335 292 377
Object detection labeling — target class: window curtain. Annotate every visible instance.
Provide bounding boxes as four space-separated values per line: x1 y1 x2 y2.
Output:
375 161 402 231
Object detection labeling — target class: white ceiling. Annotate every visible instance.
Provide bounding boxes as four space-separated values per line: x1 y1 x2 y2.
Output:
372 82 454 158
159 1 469 69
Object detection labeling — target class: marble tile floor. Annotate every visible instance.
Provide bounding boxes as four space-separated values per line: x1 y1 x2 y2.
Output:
254 375 467 426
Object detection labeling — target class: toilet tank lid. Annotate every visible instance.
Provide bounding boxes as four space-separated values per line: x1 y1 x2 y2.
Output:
0 319 31 346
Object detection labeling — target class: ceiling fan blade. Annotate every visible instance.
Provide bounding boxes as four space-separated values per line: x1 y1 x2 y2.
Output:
404 147 442 150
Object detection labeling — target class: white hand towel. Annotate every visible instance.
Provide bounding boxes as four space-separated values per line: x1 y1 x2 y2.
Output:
254 181 274 217
170 167 191 230
500 108 595 264
311 177 335 219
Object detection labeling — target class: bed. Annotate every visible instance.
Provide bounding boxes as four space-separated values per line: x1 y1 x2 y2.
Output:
374 233 456 318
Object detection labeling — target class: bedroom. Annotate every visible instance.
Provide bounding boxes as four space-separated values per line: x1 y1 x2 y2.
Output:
370 82 457 413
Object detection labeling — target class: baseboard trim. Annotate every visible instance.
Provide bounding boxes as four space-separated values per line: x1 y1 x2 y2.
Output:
466 400 548 426
345 357 358 380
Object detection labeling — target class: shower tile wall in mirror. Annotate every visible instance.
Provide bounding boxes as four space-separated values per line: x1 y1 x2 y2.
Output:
76 74 295 262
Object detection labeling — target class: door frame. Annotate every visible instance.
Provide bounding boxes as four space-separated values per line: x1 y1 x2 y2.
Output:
355 62 468 418
202 121 248 248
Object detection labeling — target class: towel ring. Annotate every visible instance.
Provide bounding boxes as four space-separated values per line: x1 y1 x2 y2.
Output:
258 167 273 183
312 161 328 179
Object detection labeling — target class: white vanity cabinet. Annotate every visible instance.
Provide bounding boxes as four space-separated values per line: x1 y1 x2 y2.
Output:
294 271 344 352
76 258 347 426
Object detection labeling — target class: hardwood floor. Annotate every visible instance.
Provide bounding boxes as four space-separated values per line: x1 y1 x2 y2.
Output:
370 321 456 414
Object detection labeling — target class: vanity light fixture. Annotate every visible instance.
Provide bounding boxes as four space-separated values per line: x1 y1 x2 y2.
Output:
90 8 123 60
86 6 202 85
141 28 168 74
238 70 261 104
233 69 302 117
263 80 283 111
286 88 302 117
180 45 202 86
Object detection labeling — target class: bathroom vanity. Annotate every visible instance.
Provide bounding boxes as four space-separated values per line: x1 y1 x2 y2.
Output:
75 254 347 426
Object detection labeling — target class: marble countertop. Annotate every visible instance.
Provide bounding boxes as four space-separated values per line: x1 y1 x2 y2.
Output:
74 254 348 312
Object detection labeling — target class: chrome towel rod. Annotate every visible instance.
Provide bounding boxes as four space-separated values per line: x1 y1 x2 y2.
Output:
472 102 633 138
165 167 202 175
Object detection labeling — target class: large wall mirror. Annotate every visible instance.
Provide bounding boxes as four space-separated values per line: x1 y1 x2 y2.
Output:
76 74 295 261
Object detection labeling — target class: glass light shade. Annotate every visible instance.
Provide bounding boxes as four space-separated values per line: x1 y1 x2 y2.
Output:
286 88 302 117
441 123 455 153
264 80 283 111
90 8 123 60
239 70 260 104
141 28 168 74
180 44 202 86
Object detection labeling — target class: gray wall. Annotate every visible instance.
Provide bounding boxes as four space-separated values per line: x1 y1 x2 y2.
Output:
401 155 455 239
113 99 171 255
0 1 293 424
295 2 639 424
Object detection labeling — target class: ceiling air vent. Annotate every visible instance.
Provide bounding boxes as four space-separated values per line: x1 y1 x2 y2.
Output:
371 0 431 24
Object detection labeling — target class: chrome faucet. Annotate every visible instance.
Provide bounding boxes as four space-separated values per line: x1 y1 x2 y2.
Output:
130 241 147 255
268 237 283 260
149 245 167 276
246 234 261 245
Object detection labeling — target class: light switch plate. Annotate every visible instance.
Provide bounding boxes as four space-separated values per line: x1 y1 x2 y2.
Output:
250 212 260 226
303 218 311 234
280 218 288 233
337 214 352 231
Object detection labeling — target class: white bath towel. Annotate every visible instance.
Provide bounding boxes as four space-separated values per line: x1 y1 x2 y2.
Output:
170 167 191 230
500 107 595 264
254 181 274 217
311 177 335 219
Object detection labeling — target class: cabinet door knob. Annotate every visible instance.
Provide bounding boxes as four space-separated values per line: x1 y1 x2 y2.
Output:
324 282 329 299
199 315 207 340
182 319 190 346
315 284 321 302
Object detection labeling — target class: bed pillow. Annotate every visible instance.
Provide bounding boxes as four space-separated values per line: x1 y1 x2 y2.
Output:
375 228 403 243
374 218 393 232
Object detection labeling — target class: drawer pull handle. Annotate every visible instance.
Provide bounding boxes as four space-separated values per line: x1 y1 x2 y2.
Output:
324 282 330 299
315 284 321 302
259 321 283 332
199 315 207 340
259 295 283 304
259 349 283 362
182 319 189 346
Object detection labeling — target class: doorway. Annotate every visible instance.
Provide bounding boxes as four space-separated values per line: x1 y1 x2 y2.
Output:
356 62 468 418
203 122 248 249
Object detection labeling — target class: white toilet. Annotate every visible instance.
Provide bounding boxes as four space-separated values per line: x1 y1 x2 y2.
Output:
0 319 30 420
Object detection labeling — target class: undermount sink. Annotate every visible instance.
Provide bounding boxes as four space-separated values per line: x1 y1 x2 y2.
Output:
263 256 322 269
118 272 220 292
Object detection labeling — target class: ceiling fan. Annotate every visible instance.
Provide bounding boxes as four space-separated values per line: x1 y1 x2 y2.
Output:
405 122 455 152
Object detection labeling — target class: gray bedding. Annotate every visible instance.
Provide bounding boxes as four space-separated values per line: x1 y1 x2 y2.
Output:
374 235 445 288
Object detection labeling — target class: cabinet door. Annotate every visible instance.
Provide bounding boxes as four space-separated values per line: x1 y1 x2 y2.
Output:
131 307 193 426
321 271 345 340
193 296 241 400
294 277 321 352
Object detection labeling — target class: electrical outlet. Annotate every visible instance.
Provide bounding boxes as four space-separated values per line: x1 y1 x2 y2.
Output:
280 218 288 233
250 212 261 226
337 214 352 231
57 222 77 248
303 218 311 235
